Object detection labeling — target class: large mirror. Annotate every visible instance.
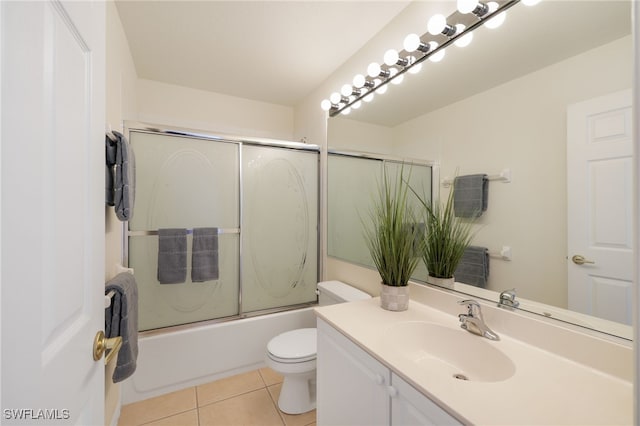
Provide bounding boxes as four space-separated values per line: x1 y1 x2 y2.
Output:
327 0 633 339
328 152 435 281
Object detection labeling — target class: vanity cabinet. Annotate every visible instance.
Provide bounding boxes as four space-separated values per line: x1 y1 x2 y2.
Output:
317 319 461 426
390 372 461 425
317 318 390 425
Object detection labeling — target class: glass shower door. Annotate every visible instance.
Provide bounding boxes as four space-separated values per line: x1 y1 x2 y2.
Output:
241 145 319 312
128 131 240 331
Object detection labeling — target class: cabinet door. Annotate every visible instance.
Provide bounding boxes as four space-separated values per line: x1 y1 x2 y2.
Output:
317 319 391 426
390 373 462 426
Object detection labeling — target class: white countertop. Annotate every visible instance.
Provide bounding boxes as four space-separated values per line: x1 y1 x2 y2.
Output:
315 297 633 425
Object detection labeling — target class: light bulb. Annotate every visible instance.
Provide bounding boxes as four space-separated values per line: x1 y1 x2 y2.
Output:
384 49 399 66
428 42 446 63
329 92 341 104
457 0 478 14
352 100 362 110
454 24 473 47
403 34 420 53
522 0 540 5
367 62 381 78
485 2 506 29
341 84 353 97
341 107 351 115
427 14 447 35
363 92 374 102
320 99 332 111
353 74 366 88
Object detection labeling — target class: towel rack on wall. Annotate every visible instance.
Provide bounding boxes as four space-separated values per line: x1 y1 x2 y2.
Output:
105 264 135 308
106 124 117 141
488 246 512 261
128 228 240 237
442 168 511 187
105 290 116 308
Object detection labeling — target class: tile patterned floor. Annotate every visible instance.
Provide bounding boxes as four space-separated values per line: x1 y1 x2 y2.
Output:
117 368 316 426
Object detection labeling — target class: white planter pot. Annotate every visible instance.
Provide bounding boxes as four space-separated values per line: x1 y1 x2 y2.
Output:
426 275 455 289
380 283 410 312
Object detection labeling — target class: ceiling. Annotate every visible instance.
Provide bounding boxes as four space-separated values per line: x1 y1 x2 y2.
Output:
115 1 411 107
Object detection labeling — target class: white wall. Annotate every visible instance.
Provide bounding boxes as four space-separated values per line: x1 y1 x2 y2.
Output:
136 79 295 141
106 0 138 284
328 117 394 154
392 36 632 307
105 1 139 424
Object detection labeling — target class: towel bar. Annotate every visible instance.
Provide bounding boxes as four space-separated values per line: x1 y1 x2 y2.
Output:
442 168 511 187
488 246 512 261
105 290 116 308
128 228 240 237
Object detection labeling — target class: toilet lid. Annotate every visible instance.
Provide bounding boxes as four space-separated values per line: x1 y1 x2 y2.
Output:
267 328 317 361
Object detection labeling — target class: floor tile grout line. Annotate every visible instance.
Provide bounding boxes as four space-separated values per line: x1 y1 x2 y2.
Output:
197 385 276 410
136 407 198 426
258 368 268 387
194 385 201 426
265 383 287 426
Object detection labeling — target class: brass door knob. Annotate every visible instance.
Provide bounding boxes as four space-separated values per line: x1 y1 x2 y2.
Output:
571 255 595 265
93 330 122 364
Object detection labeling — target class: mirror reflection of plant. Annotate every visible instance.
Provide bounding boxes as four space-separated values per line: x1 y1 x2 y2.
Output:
363 165 424 287
412 183 477 280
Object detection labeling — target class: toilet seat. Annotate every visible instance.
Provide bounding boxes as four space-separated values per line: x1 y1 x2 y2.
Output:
267 328 316 364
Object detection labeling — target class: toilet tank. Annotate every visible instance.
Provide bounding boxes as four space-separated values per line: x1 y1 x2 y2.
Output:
317 280 371 306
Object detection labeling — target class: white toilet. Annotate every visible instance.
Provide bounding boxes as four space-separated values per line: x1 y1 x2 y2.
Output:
265 280 371 414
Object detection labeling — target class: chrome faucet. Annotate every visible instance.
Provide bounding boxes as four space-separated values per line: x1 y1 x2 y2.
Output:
498 288 520 310
458 299 500 341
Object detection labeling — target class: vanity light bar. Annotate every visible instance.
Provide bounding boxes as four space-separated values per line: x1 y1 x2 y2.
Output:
323 0 523 117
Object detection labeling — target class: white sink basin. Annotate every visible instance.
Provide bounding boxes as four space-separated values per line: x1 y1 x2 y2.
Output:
384 321 516 383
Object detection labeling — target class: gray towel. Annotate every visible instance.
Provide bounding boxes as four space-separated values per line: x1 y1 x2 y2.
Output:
192 228 219 282
113 131 136 221
158 228 188 284
105 134 117 206
105 272 138 383
453 174 488 218
454 246 489 287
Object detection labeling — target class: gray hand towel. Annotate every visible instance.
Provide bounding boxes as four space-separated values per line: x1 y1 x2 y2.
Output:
113 130 136 221
192 227 219 282
454 246 489 288
105 272 138 383
158 228 188 284
453 174 488 218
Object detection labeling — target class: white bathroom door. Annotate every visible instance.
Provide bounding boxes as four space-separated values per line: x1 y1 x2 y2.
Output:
1 1 106 424
567 89 633 324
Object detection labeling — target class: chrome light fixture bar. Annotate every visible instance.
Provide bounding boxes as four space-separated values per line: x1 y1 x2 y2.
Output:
323 0 526 117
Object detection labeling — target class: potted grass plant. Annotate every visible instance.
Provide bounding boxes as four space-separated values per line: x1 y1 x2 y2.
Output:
415 183 476 288
363 166 423 311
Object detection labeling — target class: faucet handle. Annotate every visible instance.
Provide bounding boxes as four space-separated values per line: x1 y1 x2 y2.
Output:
498 288 520 309
458 299 481 316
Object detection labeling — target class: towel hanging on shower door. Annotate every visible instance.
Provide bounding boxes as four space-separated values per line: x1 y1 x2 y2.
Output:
157 228 188 284
192 227 219 282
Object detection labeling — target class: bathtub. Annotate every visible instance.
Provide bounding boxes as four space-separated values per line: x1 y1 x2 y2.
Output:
120 307 317 404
